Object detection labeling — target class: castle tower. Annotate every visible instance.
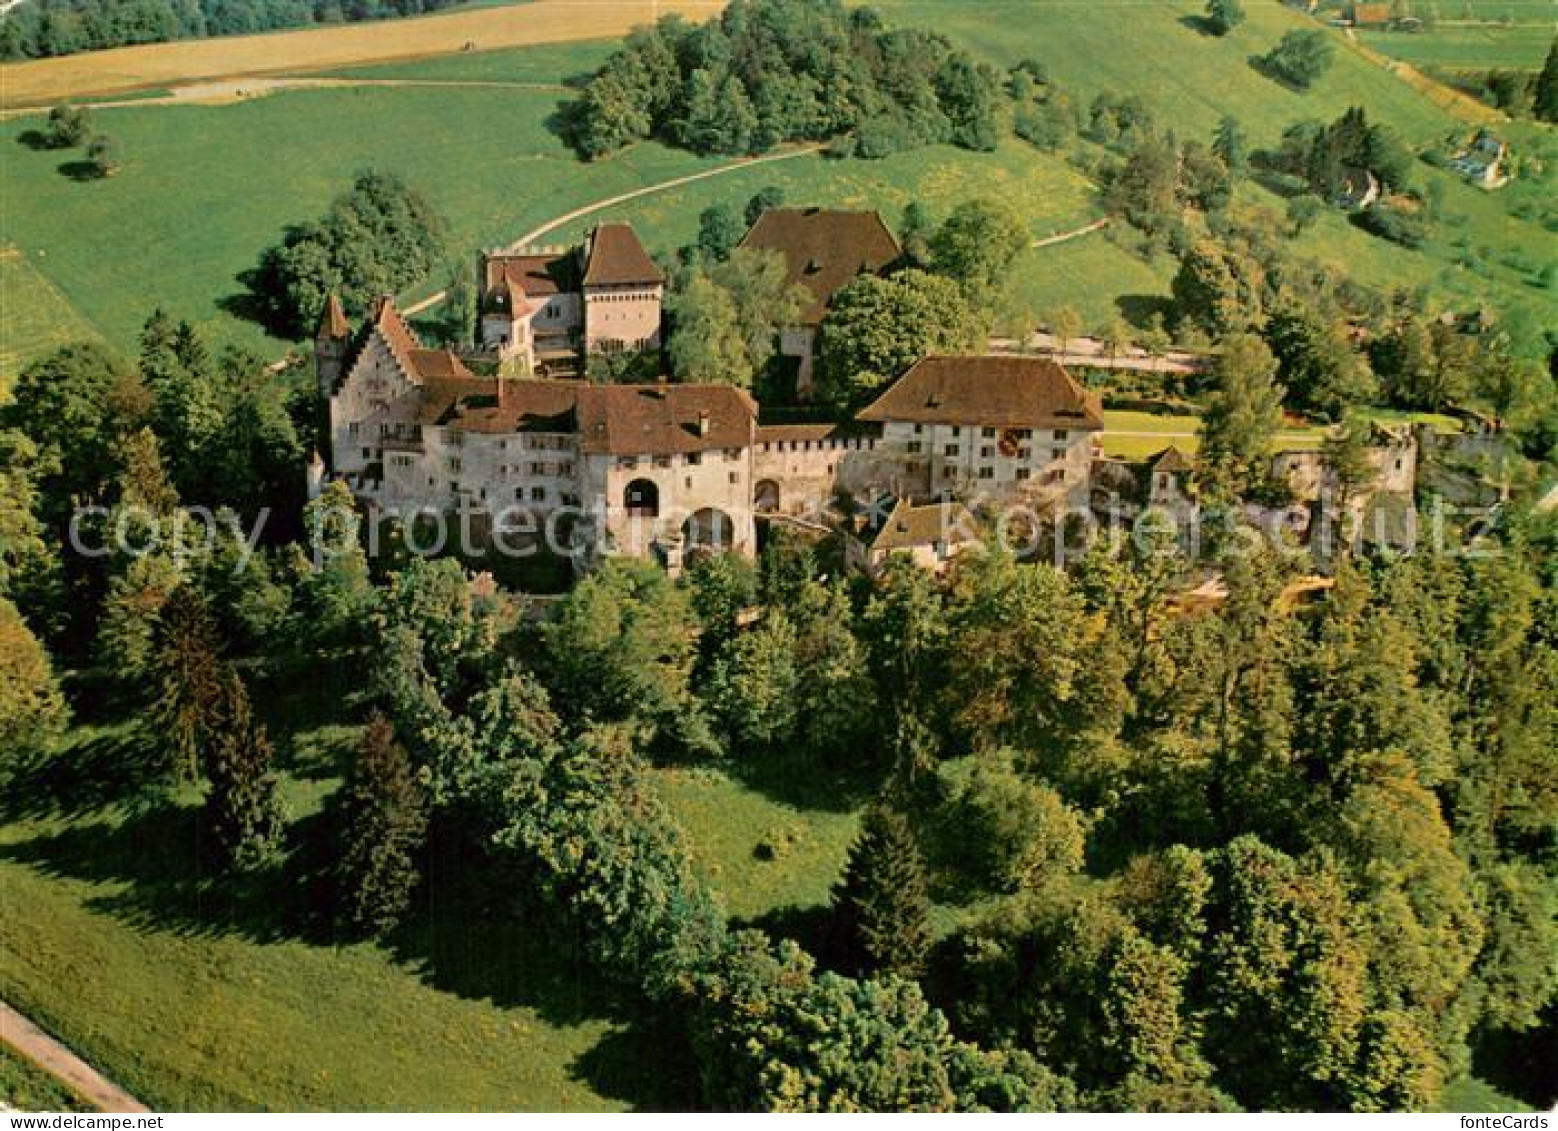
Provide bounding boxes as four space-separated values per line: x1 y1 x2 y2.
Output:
315 293 351 400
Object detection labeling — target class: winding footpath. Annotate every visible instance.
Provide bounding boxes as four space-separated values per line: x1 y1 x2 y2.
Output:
0 999 149 1113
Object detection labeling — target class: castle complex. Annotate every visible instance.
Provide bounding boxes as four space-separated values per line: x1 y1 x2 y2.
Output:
315 215 1425 575
314 223 1107 571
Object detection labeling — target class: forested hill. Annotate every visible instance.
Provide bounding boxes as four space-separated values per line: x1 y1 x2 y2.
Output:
0 0 481 60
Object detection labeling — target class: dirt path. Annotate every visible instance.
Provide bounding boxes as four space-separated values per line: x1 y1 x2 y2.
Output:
0 75 572 119
1031 216 1109 248
0 0 725 109
399 145 822 317
0 1000 149 1113
502 144 824 249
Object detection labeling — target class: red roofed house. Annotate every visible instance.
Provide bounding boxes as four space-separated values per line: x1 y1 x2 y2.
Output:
856 355 1104 510
478 222 665 376
738 207 901 398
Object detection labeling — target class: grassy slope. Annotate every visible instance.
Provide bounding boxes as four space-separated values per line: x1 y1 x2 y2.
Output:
4 0 1553 372
0 712 671 1112
0 246 105 390
1357 24 1553 70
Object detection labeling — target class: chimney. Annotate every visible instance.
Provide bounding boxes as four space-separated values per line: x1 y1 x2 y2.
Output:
697 410 711 437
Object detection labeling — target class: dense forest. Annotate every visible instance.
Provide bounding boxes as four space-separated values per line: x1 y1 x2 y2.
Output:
0 0 469 60
565 0 1007 158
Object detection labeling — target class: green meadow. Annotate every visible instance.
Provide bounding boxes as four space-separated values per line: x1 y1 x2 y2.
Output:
1 0 1553 378
1357 23 1553 70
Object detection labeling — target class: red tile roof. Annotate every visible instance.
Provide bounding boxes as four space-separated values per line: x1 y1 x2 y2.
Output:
581 223 665 288
857 355 1104 430
576 383 755 456
405 377 755 455
739 208 901 325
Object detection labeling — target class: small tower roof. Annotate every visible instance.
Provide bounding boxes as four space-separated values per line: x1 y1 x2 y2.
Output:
317 293 350 341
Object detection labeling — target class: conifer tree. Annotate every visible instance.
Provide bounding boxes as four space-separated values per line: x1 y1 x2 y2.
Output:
336 712 428 936
831 802 931 978
203 672 284 871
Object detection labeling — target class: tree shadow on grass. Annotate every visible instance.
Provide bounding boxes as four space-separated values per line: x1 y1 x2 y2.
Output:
56 160 104 182
1 723 164 822
724 746 885 816
1178 15 1218 35
0 797 333 944
1114 293 1173 329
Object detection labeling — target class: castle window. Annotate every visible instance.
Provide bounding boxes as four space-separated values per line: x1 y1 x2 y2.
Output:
1054 430 1069 441
944 445 958 456
654 455 672 469
530 486 545 501
348 423 360 437
982 427 996 438
951 426 961 437
1016 468 1031 481
906 442 922 454
980 446 994 458
687 453 702 466
978 467 994 480
729 472 739 484
1018 447 1031 460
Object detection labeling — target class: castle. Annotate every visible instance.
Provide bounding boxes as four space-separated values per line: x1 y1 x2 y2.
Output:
315 281 1105 573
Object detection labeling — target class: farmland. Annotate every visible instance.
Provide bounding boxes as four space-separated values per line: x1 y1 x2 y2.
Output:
0 1 723 109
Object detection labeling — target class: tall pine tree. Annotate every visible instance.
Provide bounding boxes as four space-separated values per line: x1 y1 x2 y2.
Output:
831 802 931 978
336 712 428 937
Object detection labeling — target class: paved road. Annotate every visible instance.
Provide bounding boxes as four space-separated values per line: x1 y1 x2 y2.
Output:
0 999 149 1113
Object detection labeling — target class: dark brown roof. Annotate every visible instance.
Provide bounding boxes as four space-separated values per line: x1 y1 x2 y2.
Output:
406 377 754 453
481 252 576 314
857 356 1105 430
581 223 664 288
576 384 755 456
407 348 476 381
871 499 977 554
1152 445 1195 473
318 293 350 341
426 378 583 433
739 208 901 325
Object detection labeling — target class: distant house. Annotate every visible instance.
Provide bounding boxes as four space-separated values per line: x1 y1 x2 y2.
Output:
1348 2 1392 27
1448 130 1510 189
853 498 977 575
1333 166 1381 211
478 222 665 375
737 208 901 398
1147 445 1197 511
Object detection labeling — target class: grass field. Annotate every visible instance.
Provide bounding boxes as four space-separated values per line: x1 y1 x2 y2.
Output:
0 699 686 1112
1357 23 1554 70
0 88 1099 366
653 766 859 924
0 247 105 391
0 1044 92 1112
0 1 723 108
